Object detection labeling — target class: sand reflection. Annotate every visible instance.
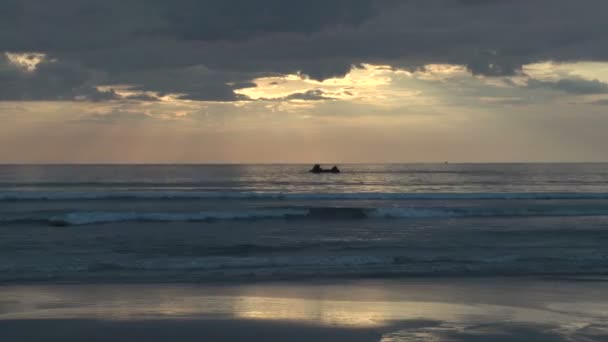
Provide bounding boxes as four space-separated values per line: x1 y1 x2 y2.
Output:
0 282 584 330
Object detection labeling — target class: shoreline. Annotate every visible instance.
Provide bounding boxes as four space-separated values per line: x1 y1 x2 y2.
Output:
2 274 608 286
2 278 608 341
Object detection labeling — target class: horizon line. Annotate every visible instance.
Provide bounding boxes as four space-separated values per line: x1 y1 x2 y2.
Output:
1 162 608 166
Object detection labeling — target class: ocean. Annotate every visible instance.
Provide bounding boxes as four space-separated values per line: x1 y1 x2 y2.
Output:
1 163 608 282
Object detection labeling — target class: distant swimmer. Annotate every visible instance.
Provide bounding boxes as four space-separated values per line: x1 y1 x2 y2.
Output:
310 164 340 174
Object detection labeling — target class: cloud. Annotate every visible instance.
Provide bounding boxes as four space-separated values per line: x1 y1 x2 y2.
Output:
527 77 608 94
124 93 161 102
154 0 376 41
0 53 119 101
284 89 334 101
102 65 259 102
0 53 255 102
247 89 335 102
2 1 608 102
0 0 378 51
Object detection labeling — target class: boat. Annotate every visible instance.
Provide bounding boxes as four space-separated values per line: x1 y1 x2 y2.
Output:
310 164 340 174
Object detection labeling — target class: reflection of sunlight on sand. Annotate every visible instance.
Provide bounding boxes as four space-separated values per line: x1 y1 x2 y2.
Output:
0 286 577 329
2 281 608 342
231 297 584 329
232 297 474 327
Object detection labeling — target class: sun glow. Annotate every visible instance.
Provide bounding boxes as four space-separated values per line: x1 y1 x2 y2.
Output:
5 52 48 72
235 64 420 105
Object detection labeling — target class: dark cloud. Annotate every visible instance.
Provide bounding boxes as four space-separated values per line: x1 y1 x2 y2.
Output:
466 57 524 77
249 89 336 102
528 78 608 95
106 66 259 102
0 0 23 30
124 93 161 102
154 0 376 41
0 54 118 101
176 87 249 102
1 0 608 102
0 0 377 51
84 88 121 102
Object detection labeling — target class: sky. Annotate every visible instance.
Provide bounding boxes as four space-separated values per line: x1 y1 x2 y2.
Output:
1 0 608 163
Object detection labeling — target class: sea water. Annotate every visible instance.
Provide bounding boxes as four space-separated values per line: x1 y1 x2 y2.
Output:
1 163 608 282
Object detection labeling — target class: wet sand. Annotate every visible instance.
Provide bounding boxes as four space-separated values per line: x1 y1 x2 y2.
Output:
1 278 607 341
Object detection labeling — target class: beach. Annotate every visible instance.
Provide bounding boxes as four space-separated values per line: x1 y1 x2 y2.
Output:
2 279 608 341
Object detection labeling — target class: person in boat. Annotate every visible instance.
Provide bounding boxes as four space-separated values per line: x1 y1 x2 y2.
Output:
310 164 340 173
310 164 323 173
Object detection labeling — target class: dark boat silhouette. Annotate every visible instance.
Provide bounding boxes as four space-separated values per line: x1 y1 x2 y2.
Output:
310 164 340 174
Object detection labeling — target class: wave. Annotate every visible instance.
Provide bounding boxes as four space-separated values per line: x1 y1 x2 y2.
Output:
371 206 608 219
47 209 310 226
2 205 606 226
3 253 607 282
3 191 608 201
